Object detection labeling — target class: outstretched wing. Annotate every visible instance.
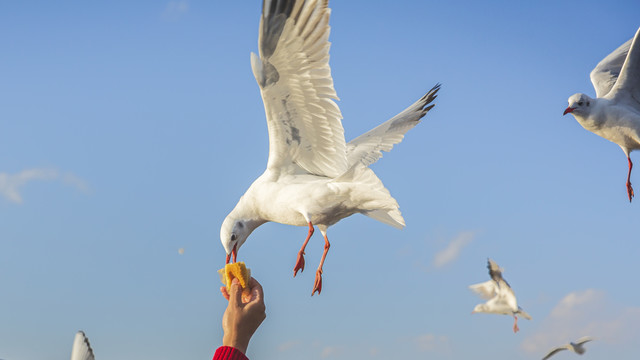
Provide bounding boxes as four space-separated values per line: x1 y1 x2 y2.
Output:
487 258 512 289
575 336 594 346
252 0 347 177
469 280 497 300
590 37 632 98
70 331 95 360
607 27 640 109
542 346 567 360
345 84 440 168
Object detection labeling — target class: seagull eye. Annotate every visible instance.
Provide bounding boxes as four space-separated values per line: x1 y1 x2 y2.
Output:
578 101 583 106
231 234 237 241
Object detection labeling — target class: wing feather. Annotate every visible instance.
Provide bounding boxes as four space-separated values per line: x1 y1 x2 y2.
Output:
608 27 640 109
70 331 95 360
590 38 632 98
345 84 440 167
253 0 347 177
469 280 497 300
542 347 567 360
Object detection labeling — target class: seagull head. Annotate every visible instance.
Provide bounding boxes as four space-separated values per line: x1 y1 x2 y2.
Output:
564 93 593 116
471 304 487 314
220 213 262 264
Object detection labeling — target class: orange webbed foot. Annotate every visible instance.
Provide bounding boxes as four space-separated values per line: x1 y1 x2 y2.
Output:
311 269 323 296
293 251 305 277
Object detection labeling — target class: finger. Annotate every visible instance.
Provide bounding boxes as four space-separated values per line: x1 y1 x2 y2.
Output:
229 277 243 307
247 277 264 303
220 286 230 301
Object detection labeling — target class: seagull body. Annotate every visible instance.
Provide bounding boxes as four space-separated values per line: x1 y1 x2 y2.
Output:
469 259 531 333
70 331 95 360
220 0 440 295
564 27 640 202
542 337 594 360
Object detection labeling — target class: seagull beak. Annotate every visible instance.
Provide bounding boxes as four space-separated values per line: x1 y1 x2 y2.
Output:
563 106 575 115
225 243 239 264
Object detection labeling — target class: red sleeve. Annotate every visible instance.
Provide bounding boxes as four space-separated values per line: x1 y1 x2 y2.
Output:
212 346 249 360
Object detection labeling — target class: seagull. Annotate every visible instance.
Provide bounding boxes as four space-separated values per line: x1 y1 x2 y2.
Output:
469 258 531 333
220 0 440 295
542 337 594 360
70 331 95 360
564 26 640 202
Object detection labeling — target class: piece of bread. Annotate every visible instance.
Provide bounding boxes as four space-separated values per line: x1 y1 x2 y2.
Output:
218 262 251 296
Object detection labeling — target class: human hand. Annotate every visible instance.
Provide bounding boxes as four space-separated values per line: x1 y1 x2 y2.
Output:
220 277 266 354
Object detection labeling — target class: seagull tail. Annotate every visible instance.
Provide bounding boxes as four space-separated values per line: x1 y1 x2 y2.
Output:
335 164 405 229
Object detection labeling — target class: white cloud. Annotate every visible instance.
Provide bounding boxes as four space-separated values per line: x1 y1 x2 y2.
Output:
521 289 640 353
277 340 299 352
0 168 88 204
413 333 451 354
320 346 342 358
163 0 189 20
432 231 475 268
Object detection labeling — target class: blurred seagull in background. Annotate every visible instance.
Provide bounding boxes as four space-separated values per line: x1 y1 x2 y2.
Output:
542 337 594 360
220 0 440 295
564 26 640 202
470 258 531 333
70 331 95 360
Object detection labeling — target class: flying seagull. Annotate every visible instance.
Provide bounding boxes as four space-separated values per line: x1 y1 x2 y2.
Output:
542 337 594 360
469 258 531 333
220 0 440 295
70 331 95 360
564 26 640 202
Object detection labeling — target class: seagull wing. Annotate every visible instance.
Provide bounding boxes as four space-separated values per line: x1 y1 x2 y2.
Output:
345 84 440 168
469 279 497 300
70 331 95 360
607 27 640 109
252 0 347 177
487 258 513 290
590 37 633 98
542 346 567 360
575 336 594 346
496 278 518 308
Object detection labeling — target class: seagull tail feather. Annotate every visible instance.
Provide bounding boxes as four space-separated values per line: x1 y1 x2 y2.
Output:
335 164 405 229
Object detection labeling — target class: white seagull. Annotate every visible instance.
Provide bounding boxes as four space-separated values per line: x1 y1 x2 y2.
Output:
220 0 440 295
542 337 594 360
564 26 640 202
70 331 95 360
469 258 531 333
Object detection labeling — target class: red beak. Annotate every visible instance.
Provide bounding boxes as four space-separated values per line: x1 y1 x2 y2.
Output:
226 243 238 264
563 107 575 115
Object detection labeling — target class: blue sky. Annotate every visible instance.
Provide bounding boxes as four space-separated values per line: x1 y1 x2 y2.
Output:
1 0 640 359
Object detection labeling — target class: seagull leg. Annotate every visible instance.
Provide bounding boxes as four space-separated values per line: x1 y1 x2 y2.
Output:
311 233 330 296
626 156 634 202
512 315 519 333
294 222 314 277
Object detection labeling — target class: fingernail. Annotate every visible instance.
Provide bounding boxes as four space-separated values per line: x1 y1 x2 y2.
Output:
232 278 240 285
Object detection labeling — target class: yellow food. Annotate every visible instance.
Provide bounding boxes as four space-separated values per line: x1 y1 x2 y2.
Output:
218 262 251 296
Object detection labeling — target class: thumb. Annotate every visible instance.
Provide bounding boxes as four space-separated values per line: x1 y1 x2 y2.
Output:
229 278 243 307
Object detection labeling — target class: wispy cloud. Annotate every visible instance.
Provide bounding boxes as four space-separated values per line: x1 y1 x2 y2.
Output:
0 168 88 204
432 231 475 268
521 289 640 353
412 333 451 354
162 0 189 21
320 345 342 358
277 340 299 352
